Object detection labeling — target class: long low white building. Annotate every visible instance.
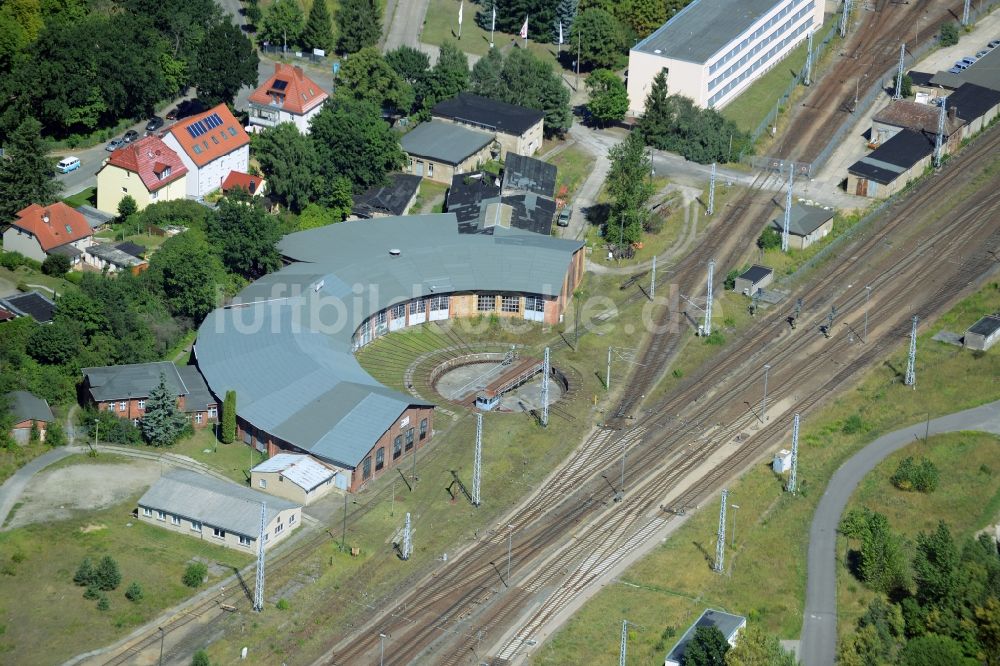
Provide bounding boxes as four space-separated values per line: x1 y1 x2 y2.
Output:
627 0 823 113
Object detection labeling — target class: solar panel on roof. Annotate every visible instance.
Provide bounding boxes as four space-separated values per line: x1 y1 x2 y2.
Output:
205 113 222 128
186 125 198 138
272 79 288 91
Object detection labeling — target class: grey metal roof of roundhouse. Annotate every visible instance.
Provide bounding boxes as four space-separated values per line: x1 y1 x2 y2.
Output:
139 469 298 537
634 0 789 64
196 214 582 469
400 121 494 166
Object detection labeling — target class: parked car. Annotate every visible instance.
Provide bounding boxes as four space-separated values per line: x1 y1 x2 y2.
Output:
122 130 139 143
145 116 163 131
976 50 990 58
954 61 971 71
959 56 978 65
988 39 1000 49
949 66 963 74
105 138 124 152
56 156 81 173
557 206 572 227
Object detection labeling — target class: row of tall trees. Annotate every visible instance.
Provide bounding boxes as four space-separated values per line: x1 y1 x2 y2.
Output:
258 0 378 55
839 511 1000 665
0 0 258 139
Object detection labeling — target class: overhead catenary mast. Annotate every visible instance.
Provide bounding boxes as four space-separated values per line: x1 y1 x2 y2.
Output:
254 502 266 611
804 31 814 86
905 315 918 387
787 413 800 493
934 99 947 167
781 164 793 252
541 347 550 426
714 489 728 573
893 43 905 100
703 259 715 336
840 0 853 38
472 413 482 506
707 162 717 215
401 512 412 560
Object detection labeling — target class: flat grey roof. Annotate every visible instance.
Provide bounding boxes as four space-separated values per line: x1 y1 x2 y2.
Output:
968 314 1000 337
139 469 298 538
196 214 582 469
770 202 834 237
400 121 494 166
739 264 773 284
634 0 791 64
930 46 1000 92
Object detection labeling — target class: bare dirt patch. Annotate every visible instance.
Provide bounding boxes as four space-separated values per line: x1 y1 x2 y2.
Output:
6 460 163 528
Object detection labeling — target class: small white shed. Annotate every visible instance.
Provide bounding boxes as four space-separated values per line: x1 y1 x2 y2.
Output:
772 449 792 473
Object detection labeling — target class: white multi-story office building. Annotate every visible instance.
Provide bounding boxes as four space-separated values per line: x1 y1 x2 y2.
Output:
627 0 823 113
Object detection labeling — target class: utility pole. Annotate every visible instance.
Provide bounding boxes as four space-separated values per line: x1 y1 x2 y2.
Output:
804 31 814 86
934 98 947 167
893 43 905 100
619 619 629 666
714 489 728 573
840 0 853 38
863 285 872 343
506 524 514 586
905 315 918 387
781 164 793 252
650 255 656 300
606 346 613 390
731 503 740 547
707 162 717 215
760 364 772 423
703 259 715 336
253 502 266 612
541 347 550 427
341 491 350 552
472 413 483 506
963 0 971 26
401 512 412 560
619 438 627 500
379 633 388 666
788 413 800 493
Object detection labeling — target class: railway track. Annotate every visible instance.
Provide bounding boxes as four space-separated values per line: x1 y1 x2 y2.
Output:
326 122 1000 665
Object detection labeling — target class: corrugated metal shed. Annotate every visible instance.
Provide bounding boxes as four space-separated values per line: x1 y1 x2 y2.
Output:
252 453 335 492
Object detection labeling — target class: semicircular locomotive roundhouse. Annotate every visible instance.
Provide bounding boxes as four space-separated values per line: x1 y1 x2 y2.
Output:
196 213 584 491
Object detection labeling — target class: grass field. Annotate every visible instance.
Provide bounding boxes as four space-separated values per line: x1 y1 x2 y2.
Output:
170 429 267 486
0 494 250 663
837 431 1000 634
536 278 1000 664
548 143 595 202
0 265 77 296
412 178 449 214
0 440 52 487
62 187 97 208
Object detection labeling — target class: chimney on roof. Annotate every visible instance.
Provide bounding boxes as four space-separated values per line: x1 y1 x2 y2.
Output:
42 210 50 225
249 179 256 194
294 65 303 76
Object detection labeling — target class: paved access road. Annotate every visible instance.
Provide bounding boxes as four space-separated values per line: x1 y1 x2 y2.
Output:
800 399 1000 666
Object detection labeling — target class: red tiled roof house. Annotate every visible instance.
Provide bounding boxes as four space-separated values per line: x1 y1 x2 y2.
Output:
3 202 93 267
248 63 328 134
96 135 188 214
162 104 250 198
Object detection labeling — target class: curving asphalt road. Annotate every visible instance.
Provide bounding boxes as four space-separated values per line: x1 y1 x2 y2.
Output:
799 399 1000 666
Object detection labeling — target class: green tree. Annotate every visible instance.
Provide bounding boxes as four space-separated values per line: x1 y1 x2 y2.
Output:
28 321 78 365
476 0 556 36
253 122 320 213
725 624 797 666
221 390 236 444
336 0 380 54
183 562 208 588
46 420 67 447
913 521 959 606
244 0 263 28
570 8 626 69
334 46 414 114
386 46 431 87
140 373 189 447
301 0 334 53
190 21 259 106
208 197 282 280
685 625 731 666
125 581 144 602
260 0 304 50
469 48 571 136
859 511 908 594
901 633 976 666
117 194 138 222
638 69 673 147
310 99 405 192
149 233 223 321
586 69 628 126
554 0 579 40
605 132 653 248
900 74 913 98
420 40 469 111
96 593 110 611
939 23 959 47
41 253 71 277
757 228 781 250
975 598 1000 666
298 200 349 229
890 456 939 493
192 650 211 666
74 557 96 586
0 116 61 219
95 555 121 591
469 47 505 99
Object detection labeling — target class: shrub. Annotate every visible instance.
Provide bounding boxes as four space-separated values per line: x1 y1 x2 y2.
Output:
83 585 100 600
192 650 211 666
46 421 67 447
276 598 289 610
41 253 71 276
95 555 122 591
96 594 110 611
940 22 959 46
125 581 143 602
11 552 25 564
841 414 866 435
757 228 781 250
81 408 143 446
724 269 739 291
117 195 138 222
704 330 726 345
183 562 208 588
890 456 939 493
74 558 95 586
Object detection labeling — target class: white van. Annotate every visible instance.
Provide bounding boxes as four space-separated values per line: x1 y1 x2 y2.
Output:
57 156 81 173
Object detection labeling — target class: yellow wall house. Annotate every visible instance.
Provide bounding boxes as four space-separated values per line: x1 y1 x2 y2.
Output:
251 453 345 505
97 135 188 214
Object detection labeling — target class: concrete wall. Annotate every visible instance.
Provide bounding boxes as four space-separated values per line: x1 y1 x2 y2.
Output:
249 104 324 134
2 227 47 262
162 134 249 198
137 503 300 554
434 117 543 160
628 53 705 115
406 144 494 184
96 163 188 214
93 396 217 429
11 418 47 444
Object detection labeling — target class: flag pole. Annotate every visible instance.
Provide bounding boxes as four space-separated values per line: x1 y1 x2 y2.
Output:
490 4 495 48
524 15 529 48
458 1 463 40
